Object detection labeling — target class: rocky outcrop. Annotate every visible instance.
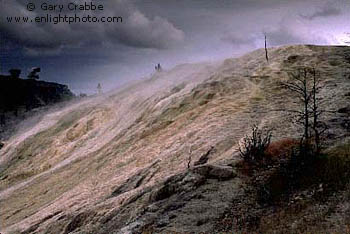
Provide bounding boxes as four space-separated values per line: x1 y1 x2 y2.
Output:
110 159 161 198
0 76 74 114
0 75 75 137
93 162 239 234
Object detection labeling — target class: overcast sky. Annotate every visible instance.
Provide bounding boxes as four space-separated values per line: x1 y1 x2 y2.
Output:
1 0 349 94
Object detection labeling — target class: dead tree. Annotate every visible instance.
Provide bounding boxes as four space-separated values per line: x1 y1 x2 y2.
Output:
280 67 327 154
309 68 327 154
282 68 311 143
264 34 269 62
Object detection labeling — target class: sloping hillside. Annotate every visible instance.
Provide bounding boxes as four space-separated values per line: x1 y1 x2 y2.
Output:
1 45 350 233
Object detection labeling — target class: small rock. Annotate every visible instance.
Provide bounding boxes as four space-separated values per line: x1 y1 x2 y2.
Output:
192 164 236 180
149 184 175 202
209 165 236 180
146 204 159 213
338 106 350 114
196 218 208 226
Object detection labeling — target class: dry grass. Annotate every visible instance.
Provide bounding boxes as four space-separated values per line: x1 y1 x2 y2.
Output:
265 138 299 159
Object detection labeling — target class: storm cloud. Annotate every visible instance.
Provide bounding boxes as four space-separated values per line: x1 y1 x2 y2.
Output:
0 0 185 54
300 2 342 20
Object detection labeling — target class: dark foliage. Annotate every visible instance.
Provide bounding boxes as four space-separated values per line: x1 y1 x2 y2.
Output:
0 75 74 131
259 141 350 205
9 69 21 79
239 125 272 164
27 67 41 80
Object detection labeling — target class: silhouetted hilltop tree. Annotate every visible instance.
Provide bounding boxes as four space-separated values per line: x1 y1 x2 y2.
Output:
155 63 162 72
9 69 21 79
27 67 41 80
97 83 102 94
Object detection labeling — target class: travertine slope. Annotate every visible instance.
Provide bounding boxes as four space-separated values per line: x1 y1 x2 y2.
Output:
0 45 349 233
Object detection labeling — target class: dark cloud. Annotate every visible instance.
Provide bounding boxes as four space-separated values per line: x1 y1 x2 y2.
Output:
0 0 184 55
300 2 342 20
1 0 340 56
107 11 184 49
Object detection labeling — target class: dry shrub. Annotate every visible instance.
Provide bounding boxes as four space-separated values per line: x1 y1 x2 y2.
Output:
239 125 272 164
265 138 299 159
